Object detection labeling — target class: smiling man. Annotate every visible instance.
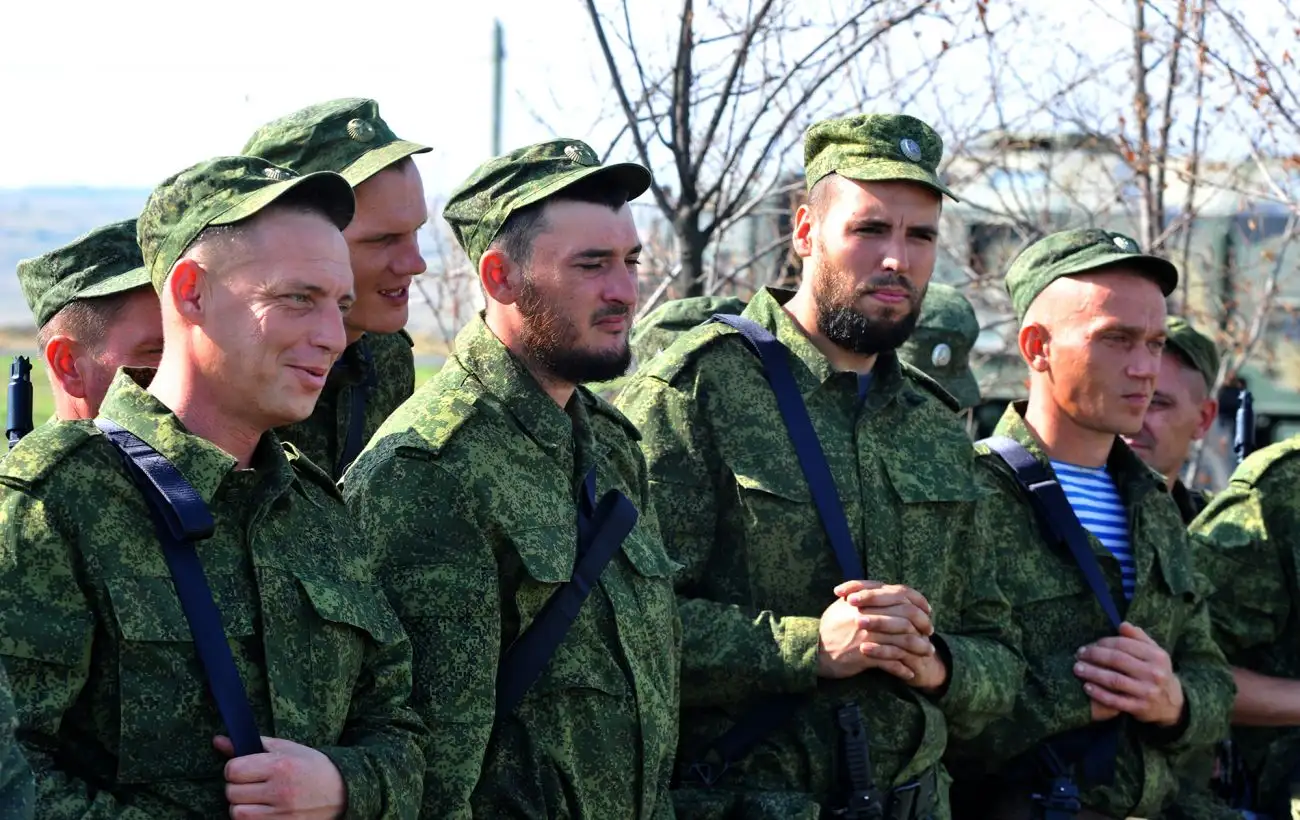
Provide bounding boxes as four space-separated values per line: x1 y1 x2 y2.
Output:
343 139 681 818
0 156 426 818
16 219 163 421
1123 316 1220 524
949 229 1233 819
617 114 1022 819
244 97 430 478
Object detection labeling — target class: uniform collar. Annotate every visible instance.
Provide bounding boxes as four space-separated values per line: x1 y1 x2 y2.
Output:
96 368 296 506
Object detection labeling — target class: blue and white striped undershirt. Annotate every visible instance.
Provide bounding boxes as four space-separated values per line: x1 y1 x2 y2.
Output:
1049 460 1135 599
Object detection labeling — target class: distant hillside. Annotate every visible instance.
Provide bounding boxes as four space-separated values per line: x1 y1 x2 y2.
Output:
0 187 150 328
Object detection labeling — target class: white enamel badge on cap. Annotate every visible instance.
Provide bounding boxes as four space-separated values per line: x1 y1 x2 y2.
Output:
900 138 922 162
931 343 952 368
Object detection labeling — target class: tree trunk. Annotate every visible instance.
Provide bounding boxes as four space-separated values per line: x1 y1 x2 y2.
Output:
675 212 707 298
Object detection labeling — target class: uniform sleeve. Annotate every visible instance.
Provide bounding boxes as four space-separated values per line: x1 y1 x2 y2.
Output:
933 472 1025 740
316 582 428 819
344 450 499 820
1158 569 1234 754
1188 484 1289 658
0 663 34 820
0 489 152 820
616 375 820 709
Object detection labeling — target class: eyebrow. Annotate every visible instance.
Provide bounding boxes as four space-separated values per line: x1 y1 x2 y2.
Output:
572 244 643 260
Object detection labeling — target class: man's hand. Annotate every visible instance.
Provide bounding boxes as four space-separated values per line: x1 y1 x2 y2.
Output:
1073 622 1185 726
215 735 346 819
836 580 947 693
819 593 917 680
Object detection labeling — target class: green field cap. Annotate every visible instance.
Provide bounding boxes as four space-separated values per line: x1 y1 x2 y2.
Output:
443 138 651 265
17 218 150 327
242 97 431 186
1005 228 1179 321
138 156 355 290
898 283 981 410
804 113 958 200
1165 315 1219 390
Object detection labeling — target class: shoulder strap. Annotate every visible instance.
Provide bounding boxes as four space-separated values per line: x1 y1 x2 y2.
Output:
710 314 864 581
337 340 379 478
496 467 638 717
979 436 1122 630
93 418 265 758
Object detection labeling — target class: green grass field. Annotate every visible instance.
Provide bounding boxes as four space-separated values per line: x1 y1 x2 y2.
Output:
1 361 442 439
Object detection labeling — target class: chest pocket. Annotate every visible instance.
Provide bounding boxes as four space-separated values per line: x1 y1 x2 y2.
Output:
1141 534 1201 646
296 574 403 733
106 574 258 784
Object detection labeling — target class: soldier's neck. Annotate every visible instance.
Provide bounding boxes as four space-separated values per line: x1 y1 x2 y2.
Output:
784 289 879 375
148 364 263 469
1023 391 1114 469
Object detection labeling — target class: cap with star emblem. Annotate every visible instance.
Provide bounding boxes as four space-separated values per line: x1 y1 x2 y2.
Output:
443 138 652 266
803 113 958 201
898 283 982 410
137 156 355 291
17 218 152 328
241 97 430 187
1004 227 1179 322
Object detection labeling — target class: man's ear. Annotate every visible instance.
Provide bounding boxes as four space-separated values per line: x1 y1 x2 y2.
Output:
44 335 88 399
480 248 522 306
1019 323 1051 373
1194 396 1220 440
792 204 815 259
167 259 207 325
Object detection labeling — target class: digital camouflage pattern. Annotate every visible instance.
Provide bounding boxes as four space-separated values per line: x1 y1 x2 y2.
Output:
342 314 682 819
802 113 958 200
1189 437 1300 816
897 283 981 410
954 402 1234 817
277 329 416 480
442 138 652 265
136 155 355 290
0 370 426 819
1004 228 1179 322
16 219 150 329
616 287 1024 818
631 296 748 366
1171 480 1212 527
1165 317 1220 392
0 663 33 820
241 97 431 187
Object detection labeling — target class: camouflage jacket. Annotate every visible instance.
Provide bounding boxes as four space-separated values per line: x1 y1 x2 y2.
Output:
1172 480 1211 527
1189 438 1300 813
0 663 32 820
342 314 682 820
0 370 426 819
957 403 1233 817
277 330 415 479
615 287 1023 816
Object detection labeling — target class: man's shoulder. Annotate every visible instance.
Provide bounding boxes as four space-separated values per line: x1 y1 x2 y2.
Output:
1228 437 1300 491
633 319 752 386
0 420 112 492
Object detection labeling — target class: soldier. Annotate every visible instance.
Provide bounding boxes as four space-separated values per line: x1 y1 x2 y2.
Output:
897 282 982 415
951 229 1233 818
342 139 681 818
16 219 162 420
243 97 430 478
0 664 32 820
616 114 1023 819
1188 431 1300 817
1122 316 1220 524
0 156 426 817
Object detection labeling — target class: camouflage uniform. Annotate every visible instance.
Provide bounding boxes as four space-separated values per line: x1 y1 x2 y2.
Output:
1190 438 1300 816
952 230 1233 818
243 98 430 479
618 286 1023 818
0 371 425 819
0 157 426 818
0 663 33 820
342 139 680 819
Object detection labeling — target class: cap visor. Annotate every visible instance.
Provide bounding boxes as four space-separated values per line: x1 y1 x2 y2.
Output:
513 162 654 214
341 140 433 186
211 171 357 232
75 265 152 300
835 160 960 202
1066 252 1180 296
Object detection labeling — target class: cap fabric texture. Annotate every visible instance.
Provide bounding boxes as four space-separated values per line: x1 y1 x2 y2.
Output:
898 283 982 409
17 218 150 328
803 114 958 201
1165 315 1219 390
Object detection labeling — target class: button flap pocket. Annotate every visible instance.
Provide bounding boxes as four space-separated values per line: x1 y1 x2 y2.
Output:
297 575 402 644
620 525 681 579
881 447 982 505
728 449 810 504
106 574 256 642
508 525 574 584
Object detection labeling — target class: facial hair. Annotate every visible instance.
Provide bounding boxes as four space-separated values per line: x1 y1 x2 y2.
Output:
517 278 632 385
812 254 924 356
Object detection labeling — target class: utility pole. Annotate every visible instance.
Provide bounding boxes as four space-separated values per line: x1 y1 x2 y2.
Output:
491 20 504 156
